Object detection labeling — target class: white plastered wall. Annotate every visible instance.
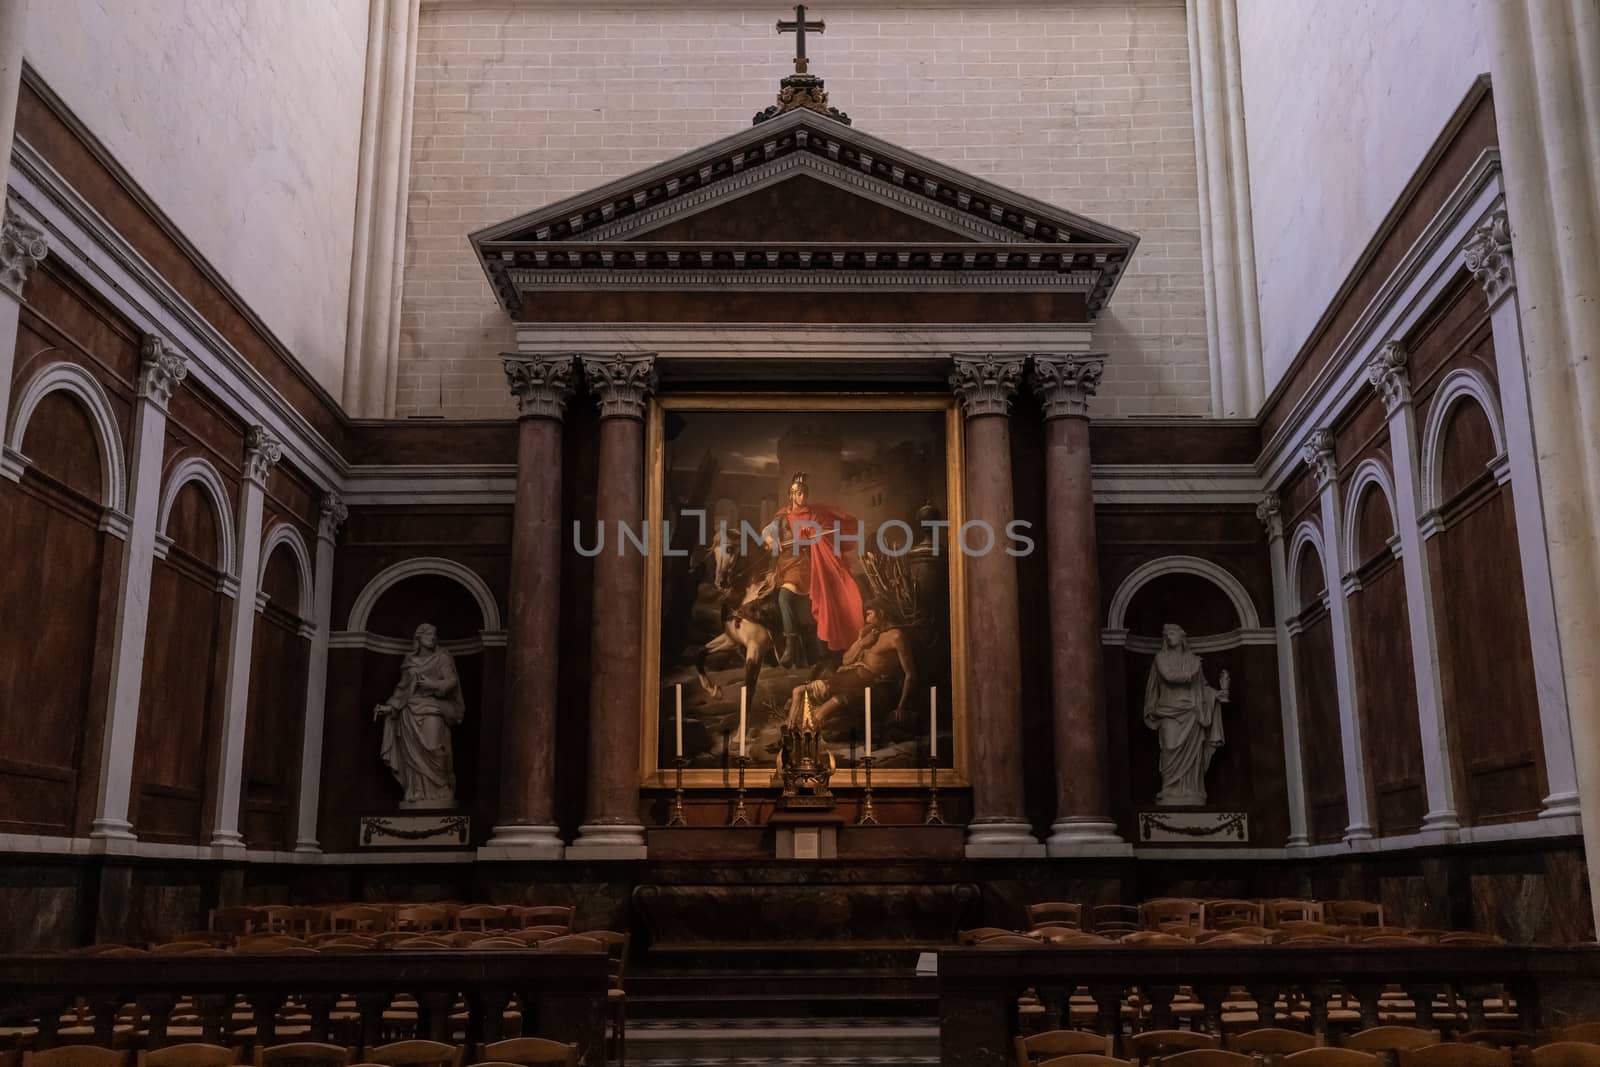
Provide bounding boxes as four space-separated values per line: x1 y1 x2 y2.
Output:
1237 0 1489 389
21 0 371 396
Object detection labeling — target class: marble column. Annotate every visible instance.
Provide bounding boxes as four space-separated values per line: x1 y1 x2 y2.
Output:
568 353 656 860
951 354 1044 858
1366 342 1460 832
1302 429 1375 842
1462 212 1580 819
1033 354 1124 854
92 336 188 841
1486 0 1600 934
293 492 347 854
211 426 282 851
0 201 48 448
486 354 575 859
1257 492 1311 848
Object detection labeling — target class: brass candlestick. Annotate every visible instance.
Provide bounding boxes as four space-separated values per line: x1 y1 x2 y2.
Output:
667 757 688 826
857 755 879 825
730 756 752 826
924 760 945 825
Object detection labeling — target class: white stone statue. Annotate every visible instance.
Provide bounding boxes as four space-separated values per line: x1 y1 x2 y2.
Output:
374 623 465 809
1142 623 1229 806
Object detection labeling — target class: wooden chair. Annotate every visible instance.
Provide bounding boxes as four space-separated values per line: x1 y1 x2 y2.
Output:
584 931 630 1066
327 906 389 935
1356 935 1427 947
152 942 229 956
1324 901 1385 928
236 935 312 953
1162 1052 1255 1067
1229 1030 1321 1056
1037 930 1116 946
259 907 322 939
509 906 573 930
1120 931 1192 946
480 1037 579 1066
1124 1031 1219 1064
1343 1028 1442 1054
446 931 490 947
1205 900 1265 930
1282 1051 1381 1067
1026 903 1085 930
1264 900 1325 926
467 937 530 950
1276 921 1342 939
22 1051 128 1067
502 928 560 946
390 937 453 949
393 906 450 933
1436 932 1505 946
1039 1057 1131 1067
364 1042 463 1067
1397 1044 1511 1067
1553 1027 1600 1046
208 907 265 940
961 927 1021 944
1016 1030 1114 1065
1457 1033 1536 1051
137 1045 242 1067
1141 898 1205 930
1532 1044 1600 1067
311 935 378 951
253 1045 350 1067
71 944 149 957
1090 905 1141 937
455 906 511 932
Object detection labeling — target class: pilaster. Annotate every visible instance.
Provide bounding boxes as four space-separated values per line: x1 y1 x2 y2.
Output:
293 492 347 853
1257 492 1310 848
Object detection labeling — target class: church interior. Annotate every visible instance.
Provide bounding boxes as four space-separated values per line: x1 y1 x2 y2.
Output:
1 1 1599 1064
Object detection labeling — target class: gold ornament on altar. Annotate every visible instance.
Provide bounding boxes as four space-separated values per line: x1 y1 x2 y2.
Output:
774 689 836 809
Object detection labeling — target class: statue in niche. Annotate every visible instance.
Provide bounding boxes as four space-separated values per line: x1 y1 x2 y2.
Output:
374 623 464 809
1143 623 1229 806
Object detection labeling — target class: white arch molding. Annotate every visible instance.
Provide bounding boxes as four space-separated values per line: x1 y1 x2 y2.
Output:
344 556 504 635
155 456 238 577
1340 456 1401 574
1287 520 1329 617
3 358 128 513
259 522 315 623
1105 554 1261 632
1420 367 1508 513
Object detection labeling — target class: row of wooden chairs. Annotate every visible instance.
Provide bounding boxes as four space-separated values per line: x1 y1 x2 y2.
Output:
1025 900 1392 936
1017 1025 1600 1067
87 929 596 957
16 1038 578 1067
202 906 574 941
964 925 1502 948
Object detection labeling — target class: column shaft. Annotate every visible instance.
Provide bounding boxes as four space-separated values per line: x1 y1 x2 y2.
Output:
1259 495 1311 847
293 493 345 853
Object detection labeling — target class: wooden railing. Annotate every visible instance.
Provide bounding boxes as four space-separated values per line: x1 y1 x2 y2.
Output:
0 950 609 1064
937 944 1600 1067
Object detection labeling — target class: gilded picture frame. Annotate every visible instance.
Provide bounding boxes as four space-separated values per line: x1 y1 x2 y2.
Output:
639 393 970 789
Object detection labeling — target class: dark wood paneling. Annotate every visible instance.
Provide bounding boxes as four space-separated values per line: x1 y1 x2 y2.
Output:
1088 421 1260 466
165 480 223 571
166 386 246 481
1439 399 1498 502
341 421 517 467
1353 482 1396 565
14 262 142 393
1293 605 1346 844
1295 540 1325 609
1350 555 1426 835
241 608 309 851
20 389 104 501
515 290 1088 324
1408 277 1495 397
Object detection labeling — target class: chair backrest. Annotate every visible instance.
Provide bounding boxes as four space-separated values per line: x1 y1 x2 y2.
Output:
73 944 148 957
1120 931 1192 946
237 935 312 952
1026 902 1084 929
1140 898 1204 930
1532 1044 1600 1067
1124 1030 1220 1063
960 926 1019 944
447 931 490 946
1437 932 1505 946
1198 931 1269 946
973 934 1044 947
152 942 229 956
584 929 630 983
455 905 511 931
1089 905 1141 935
391 937 453 949
1161 1051 1255 1067
138 1044 242 1067
1037 1057 1131 1067
253 1045 352 1067
312 934 378 951
1228 1030 1321 1056
1358 935 1427 947
328 906 389 933
394 906 450 932
1283 1050 1382 1067
1264 899 1324 926
365 1042 463 1067
1276 921 1342 939
1397 1044 1512 1067
481 1038 580 1066
1324 900 1385 927
1343 1028 1443 1054
511 905 574 930
1553 1026 1600 1046
24 1050 128 1067
1458 1033 1537 1051
209 907 265 937
1015 1030 1114 1066
1205 900 1265 929
259 906 321 938
469 937 531 950
1037 931 1115 946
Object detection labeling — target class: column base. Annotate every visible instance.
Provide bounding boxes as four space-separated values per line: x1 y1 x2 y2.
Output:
1045 817 1130 857
965 818 1045 858
566 823 647 860
209 830 248 852
1343 823 1375 843
1286 833 1311 848
89 818 136 842
293 840 322 855
1421 810 1461 833
1539 792 1581 819
481 823 566 860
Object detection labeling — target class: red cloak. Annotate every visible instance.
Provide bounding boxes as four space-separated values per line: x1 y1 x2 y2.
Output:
776 502 865 651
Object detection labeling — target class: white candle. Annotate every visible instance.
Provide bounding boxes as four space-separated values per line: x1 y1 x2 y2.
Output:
675 684 683 758
930 686 938 760
864 686 873 756
739 686 748 758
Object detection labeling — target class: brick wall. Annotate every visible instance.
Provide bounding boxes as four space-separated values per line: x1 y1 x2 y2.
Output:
400 0 1207 417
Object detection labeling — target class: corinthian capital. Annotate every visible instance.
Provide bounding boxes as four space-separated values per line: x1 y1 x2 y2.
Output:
245 425 284 485
581 353 657 420
1366 341 1411 413
137 334 190 408
1 202 48 298
503 354 577 421
318 491 349 543
1256 492 1284 541
1031 353 1105 419
949 353 1026 418
1462 209 1513 305
1300 428 1337 489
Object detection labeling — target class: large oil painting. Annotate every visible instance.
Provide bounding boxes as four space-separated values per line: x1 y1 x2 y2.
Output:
641 396 967 788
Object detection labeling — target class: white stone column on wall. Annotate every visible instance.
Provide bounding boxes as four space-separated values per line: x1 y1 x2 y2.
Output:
1256 492 1310 848
1485 0 1600 933
1366 341 1460 832
0 201 47 445
209 425 282 851
1462 210 1579 819
0 0 27 199
342 0 420 418
1302 429 1374 842
293 491 347 854
91 336 188 841
1186 0 1265 416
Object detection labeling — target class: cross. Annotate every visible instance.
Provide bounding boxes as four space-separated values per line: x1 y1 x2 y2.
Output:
777 4 825 75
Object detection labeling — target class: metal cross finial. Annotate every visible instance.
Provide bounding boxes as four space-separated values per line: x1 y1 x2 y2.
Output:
777 4 825 74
